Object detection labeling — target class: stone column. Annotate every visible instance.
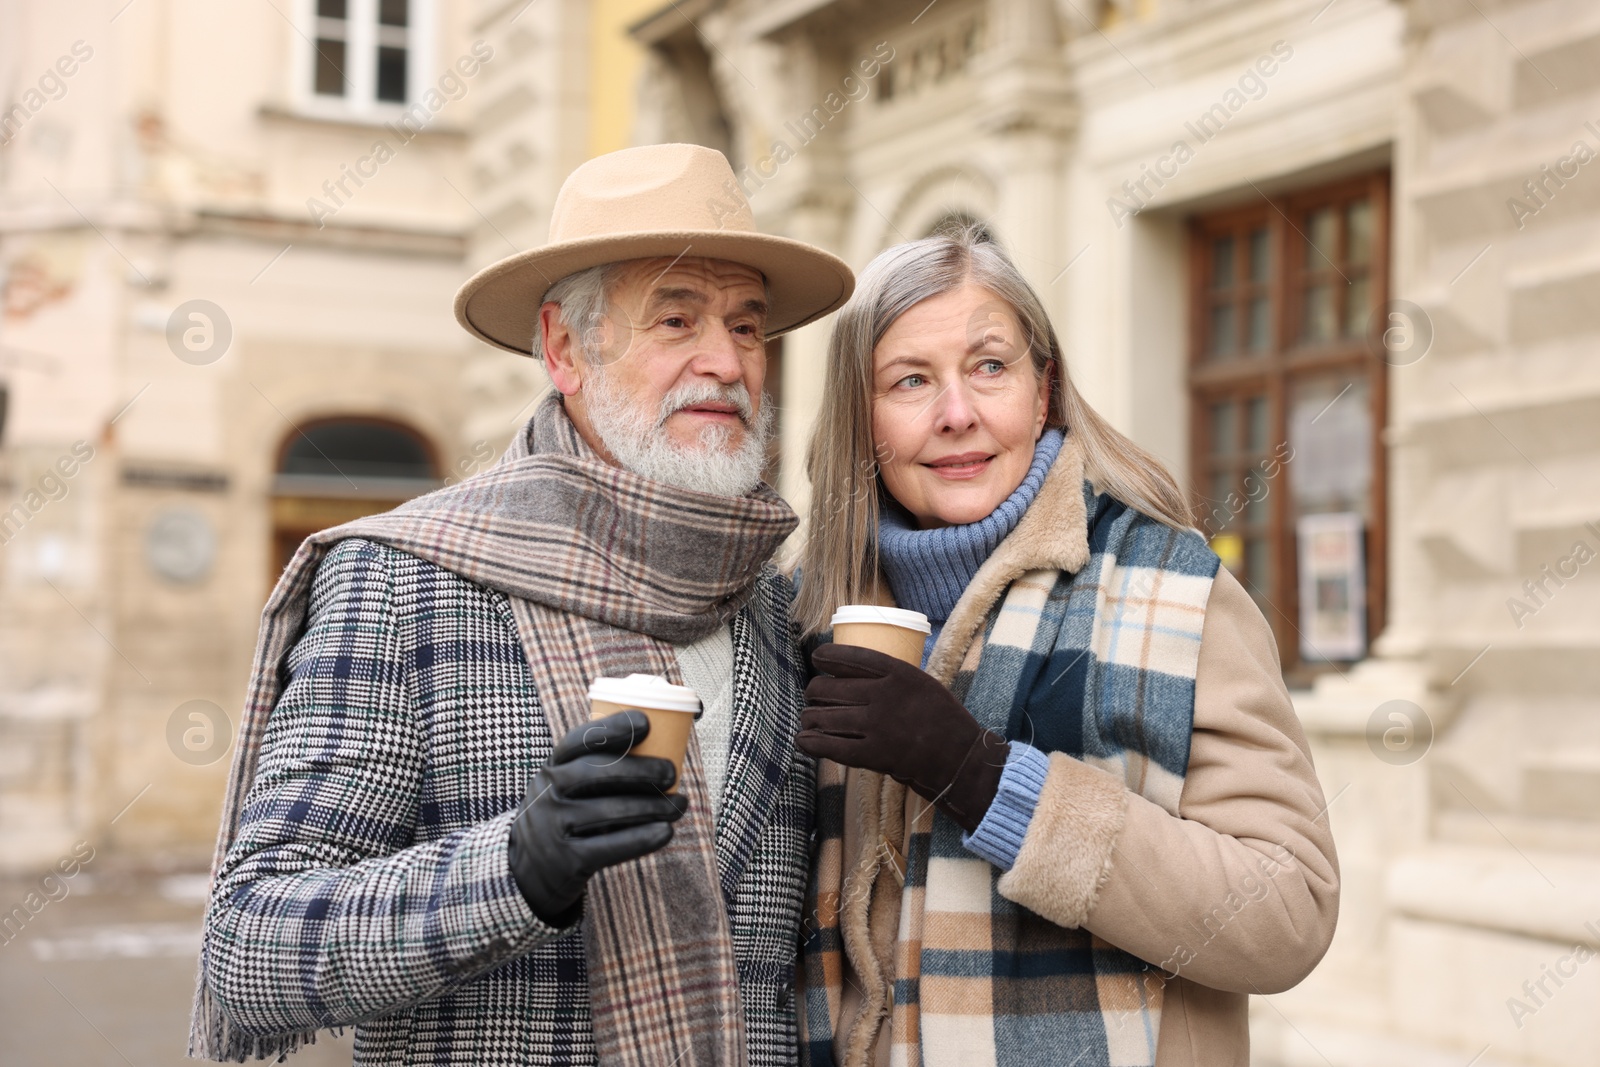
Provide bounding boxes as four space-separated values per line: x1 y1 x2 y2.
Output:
459 0 590 446
972 0 1075 297
775 189 853 517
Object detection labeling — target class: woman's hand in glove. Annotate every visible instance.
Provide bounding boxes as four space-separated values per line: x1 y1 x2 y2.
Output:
508 710 688 926
797 643 1010 833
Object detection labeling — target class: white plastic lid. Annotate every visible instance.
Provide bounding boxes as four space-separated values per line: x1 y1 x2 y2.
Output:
829 605 932 634
586 673 701 713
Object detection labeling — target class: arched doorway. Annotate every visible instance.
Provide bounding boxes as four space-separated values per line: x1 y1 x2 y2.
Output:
270 417 440 579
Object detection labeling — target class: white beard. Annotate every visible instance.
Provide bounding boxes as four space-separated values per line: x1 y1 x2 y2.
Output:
582 369 775 498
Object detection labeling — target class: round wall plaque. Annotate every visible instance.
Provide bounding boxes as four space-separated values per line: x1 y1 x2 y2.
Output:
145 508 217 583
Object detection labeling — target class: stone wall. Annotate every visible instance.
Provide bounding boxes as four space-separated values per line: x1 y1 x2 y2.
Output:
1264 2 1600 1064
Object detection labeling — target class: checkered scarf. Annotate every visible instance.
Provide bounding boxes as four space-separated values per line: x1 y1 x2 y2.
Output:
801 441 1218 1067
192 392 798 1065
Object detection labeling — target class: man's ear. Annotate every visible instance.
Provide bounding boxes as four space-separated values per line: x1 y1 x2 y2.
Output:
540 302 584 396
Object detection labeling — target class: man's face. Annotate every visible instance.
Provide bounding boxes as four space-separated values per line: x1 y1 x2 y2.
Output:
548 256 775 496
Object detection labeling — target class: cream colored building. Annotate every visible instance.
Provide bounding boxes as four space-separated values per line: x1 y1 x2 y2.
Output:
4 0 1599 1063
0 0 581 874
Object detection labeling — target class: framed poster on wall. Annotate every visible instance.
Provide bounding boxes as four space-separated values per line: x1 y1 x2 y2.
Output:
1296 512 1366 661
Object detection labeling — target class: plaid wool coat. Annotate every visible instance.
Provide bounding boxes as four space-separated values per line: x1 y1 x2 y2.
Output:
202 538 814 1064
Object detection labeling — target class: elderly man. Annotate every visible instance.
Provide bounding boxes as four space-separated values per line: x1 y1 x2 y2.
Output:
191 144 852 1066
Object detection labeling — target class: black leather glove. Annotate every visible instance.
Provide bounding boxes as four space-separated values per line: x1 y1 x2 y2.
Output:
797 643 1010 833
508 710 688 926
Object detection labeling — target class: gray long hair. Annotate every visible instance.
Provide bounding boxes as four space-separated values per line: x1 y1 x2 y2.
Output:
790 227 1197 638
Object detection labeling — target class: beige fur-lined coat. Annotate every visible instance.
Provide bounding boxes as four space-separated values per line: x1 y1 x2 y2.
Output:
827 447 1341 1067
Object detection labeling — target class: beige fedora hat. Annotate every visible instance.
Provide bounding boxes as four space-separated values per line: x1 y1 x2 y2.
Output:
454 143 855 356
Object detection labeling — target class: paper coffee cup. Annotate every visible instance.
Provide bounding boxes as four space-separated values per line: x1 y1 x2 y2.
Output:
587 674 700 794
830 605 932 667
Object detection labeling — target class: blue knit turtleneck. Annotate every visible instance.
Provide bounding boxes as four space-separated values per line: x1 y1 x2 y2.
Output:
873 429 1066 873
877 428 1064 657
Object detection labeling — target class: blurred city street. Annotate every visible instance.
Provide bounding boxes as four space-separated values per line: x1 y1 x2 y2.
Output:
1 871 353 1066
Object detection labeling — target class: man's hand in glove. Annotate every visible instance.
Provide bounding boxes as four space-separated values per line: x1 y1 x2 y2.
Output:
797 643 1010 833
508 710 687 926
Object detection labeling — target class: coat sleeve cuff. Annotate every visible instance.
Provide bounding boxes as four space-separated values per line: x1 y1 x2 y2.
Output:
996 752 1129 928
438 810 576 976
961 742 1050 871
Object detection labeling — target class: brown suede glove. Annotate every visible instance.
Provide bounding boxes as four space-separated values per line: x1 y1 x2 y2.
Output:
797 643 1010 833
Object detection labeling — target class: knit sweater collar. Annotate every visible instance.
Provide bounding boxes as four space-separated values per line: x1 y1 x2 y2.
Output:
877 428 1065 625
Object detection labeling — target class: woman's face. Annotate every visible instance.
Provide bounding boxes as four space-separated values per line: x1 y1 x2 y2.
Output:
870 284 1050 529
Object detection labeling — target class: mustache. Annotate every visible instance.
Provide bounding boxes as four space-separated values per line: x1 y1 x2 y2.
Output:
657 381 756 427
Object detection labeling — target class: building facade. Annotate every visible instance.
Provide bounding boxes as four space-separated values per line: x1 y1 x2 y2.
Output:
0 0 584 874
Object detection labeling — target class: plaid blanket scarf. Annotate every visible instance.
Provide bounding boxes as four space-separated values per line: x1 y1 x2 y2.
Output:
801 437 1219 1067
192 392 799 1065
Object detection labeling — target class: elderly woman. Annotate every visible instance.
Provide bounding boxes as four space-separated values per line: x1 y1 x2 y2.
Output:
791 229 1339 1067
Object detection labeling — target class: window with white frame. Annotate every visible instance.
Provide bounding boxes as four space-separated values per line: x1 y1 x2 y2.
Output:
298 0 432 115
